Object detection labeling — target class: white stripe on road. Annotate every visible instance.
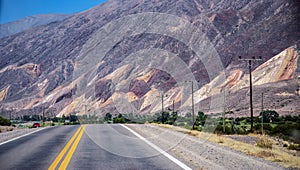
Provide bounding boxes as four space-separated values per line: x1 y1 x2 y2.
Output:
121 124 192 170
0 128 46 146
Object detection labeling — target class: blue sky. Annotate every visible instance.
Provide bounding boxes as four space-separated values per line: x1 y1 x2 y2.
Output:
0 0 107 24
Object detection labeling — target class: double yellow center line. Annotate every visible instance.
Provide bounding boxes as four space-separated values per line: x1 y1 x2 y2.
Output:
49 125 86 170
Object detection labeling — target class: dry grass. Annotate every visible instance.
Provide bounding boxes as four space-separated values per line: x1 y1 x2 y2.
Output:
256 136 274 149
0 126 15 133
154 123 300 169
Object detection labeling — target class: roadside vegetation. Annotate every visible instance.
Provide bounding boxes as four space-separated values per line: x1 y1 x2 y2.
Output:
156 123 300 169
100 109 299 168
2 110 299 147
0 116 11 126
1 109 299 168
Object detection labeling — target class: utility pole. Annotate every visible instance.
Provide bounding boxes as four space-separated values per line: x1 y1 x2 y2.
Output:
223 90 226 133
191 81 195 129
9 108 12 120
172 100 175 114
239 56 262 132
261 92 264 135
85 104 87 123
161 94 164 124
42 106 45 126
185 80 196 129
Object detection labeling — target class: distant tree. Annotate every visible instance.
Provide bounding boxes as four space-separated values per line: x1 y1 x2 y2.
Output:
51 117 59 122
260 110 279 123
153 112 170 124
62 114 66 122
31 115 41 121
166 112 177 125
69 115 78 122
113 114 126 123
23 115 31 121
195 111 207 127
104 113 112 122
0 116 11 126
162 112 170 124
284 115 292 121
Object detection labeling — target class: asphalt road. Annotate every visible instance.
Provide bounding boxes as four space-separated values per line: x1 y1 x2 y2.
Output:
0 124 188 170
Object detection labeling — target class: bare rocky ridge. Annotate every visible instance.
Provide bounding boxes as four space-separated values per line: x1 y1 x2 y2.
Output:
0 0 299 117
0 14 71 38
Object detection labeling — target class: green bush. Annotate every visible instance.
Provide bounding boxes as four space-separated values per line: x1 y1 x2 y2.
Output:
0 116 11 126
174 122 185 126
271 123 300 143
271 123 300 135
113 114 126 123
194 111 206 126
104 113 112 122
214 125 234 135
192 125 202 131
235 127 249 135
253 123 273 133
287 143 300 150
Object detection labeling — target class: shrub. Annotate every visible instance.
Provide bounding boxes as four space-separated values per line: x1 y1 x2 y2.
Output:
253 123 273 133
0 116 11 126
235 127 249 135
193 125 202 131
113 114 126 123
194 111 206 126
256 136 273 149
174 122 185 126
214 125 234 134
271 123 300 143
104 113 112 122
255 150 273 158
287 143 300 150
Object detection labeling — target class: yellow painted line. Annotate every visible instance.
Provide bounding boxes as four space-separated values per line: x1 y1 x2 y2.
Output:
48 126 83 170
59 125 86 170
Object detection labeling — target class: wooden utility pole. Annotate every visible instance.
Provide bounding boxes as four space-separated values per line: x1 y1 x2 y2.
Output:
185 80 196 129
239 56 262 132
9 108 12 120
261 92 264 135
42 106 45 126
223 90 226 133
161 94 164 124
172 100 175 114
191 81 195 129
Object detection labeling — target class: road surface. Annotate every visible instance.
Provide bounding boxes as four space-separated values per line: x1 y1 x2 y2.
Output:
0 124 190 170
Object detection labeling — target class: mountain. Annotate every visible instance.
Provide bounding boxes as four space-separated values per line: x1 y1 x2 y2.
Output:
0 0 299 118
0 14 71 38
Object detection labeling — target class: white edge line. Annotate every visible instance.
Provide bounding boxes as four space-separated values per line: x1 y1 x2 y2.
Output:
0 127 46 146
121 124 192 170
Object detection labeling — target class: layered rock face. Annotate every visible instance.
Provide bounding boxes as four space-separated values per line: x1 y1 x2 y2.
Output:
0 0 299 117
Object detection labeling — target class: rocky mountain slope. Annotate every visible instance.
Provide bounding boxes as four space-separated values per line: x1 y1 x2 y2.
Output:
0 0 299 118
0 14 70 38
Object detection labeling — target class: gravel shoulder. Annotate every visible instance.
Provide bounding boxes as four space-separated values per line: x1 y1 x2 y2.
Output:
0 126 45 144
127 124 285 170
